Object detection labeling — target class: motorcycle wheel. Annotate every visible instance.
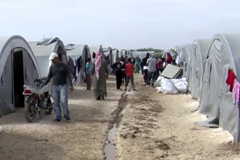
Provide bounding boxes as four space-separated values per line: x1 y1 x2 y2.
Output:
24 101 36 122
45 107 53 115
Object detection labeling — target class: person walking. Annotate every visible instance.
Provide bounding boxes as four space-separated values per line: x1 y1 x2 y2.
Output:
86 58 92 90
125 58 136 91
44 52 73 123
147 54 158 87
112 57 124 90
92 52 108 100
155 57 163 80
142 53 150 84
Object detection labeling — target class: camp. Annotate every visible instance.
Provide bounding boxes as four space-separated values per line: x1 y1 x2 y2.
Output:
0 35 40 116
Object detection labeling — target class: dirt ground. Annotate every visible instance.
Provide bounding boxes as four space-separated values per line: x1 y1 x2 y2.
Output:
117 75 240 160
0 76 122 160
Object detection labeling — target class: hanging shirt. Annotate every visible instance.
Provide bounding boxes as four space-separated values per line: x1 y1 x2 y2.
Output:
86 62 92 74
226 70 236 92
233 80 240 104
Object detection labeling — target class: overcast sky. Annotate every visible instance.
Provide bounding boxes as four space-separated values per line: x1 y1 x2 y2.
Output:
0 0 239 50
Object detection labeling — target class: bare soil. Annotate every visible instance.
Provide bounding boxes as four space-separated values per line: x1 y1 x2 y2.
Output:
0 76 122 160
117 75 240 160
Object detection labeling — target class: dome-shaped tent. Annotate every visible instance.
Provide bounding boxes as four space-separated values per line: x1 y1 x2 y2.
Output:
0 35 40 116
65 44 90 73
112 48 119 62
199 34 240 142
188 39 211 100
103 47 114 66
89 46 103 58
181 44 193 80
65 44 91 86
28 37 67 77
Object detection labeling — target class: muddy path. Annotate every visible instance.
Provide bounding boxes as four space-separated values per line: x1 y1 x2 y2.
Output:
117 84 240 160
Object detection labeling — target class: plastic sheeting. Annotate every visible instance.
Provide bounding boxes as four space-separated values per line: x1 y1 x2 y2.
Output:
188 39 211 100
199 34 240 142
0 35 40 116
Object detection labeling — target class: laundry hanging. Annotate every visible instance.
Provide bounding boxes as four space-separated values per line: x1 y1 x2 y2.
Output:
226 70 236 92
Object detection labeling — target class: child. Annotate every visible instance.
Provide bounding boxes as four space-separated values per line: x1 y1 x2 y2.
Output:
86 58 92 90
125 58 136 91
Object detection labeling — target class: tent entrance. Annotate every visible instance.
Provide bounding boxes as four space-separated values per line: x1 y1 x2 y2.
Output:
13 51 24 107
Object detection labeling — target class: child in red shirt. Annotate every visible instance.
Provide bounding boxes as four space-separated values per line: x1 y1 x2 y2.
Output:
125 58 136 91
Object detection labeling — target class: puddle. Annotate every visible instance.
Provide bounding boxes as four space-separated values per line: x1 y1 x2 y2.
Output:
104 123 118 160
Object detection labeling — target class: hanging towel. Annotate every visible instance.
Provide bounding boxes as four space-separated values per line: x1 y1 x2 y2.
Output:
226 70 236 92
233 80 240 104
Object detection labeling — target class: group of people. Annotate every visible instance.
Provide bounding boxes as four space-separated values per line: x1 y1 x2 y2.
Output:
43 51 173 123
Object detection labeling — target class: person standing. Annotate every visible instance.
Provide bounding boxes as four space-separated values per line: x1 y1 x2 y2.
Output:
125 58 136 91
155 57 163 80
147 54 158 87
86 58 92 90
112 57 124 90
142 53 150 84
44 52 73 123
92 52 108 100
134 55 141 74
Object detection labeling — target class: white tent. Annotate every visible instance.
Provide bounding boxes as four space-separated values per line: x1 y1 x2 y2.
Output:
181 44 193 81
188 39 211 100
65 44 90 72
89 46 103 58
28 38 67 77
199 34 240 142
0 35 40 116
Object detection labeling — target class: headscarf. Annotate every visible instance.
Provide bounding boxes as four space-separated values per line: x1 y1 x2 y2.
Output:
95 52 102 80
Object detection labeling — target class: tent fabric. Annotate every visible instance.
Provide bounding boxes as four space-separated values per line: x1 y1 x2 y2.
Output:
104 47 115 66
28 39 67 77
112 49 119 62
65 44 90 71
199 34 240 142
181 44 193 81
188 39 211 100
65 44 91 86
89 46 102 58
0 35 40 116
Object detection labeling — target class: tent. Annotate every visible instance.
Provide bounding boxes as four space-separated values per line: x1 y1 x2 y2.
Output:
199 34 240 142
0 35 40 116
89 46 103 58
65 44 91 86
181 44 193 81
120 49 131 57
65 44 90 73
112 48 119 62
188 39 211 100
28 37 67 77
103 47 114 66
132 51 154 60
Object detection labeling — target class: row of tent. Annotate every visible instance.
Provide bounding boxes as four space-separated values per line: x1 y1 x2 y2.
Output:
0 35 132 117
178 33 240 142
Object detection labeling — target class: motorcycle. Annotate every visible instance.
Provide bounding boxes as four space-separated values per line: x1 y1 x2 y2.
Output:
22 77 53 122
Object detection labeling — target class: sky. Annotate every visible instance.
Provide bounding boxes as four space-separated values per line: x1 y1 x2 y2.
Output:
0 0 240 50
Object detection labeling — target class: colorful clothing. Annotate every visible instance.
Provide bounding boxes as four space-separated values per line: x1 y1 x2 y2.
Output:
126 62 134 77
95 52 102 80
233 80 240 104
86 62 92 74
226 70 236 92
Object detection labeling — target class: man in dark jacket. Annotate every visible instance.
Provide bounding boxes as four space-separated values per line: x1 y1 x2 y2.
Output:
44 53 73 123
